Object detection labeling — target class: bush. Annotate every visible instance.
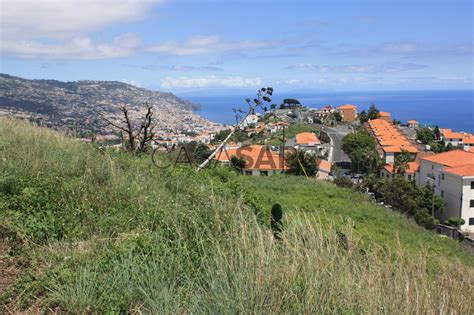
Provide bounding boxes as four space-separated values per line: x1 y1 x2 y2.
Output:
334 176 353 188
414 209 439 230
445 217 465 227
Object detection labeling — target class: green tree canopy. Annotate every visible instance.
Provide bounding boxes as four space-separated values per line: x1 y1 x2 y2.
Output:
358 110 368 123
342 131 379 174
394 149 411 175
367 104 380 120
286 150 318 176
416 127 435 144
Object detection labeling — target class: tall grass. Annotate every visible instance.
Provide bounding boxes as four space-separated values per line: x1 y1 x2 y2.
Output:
1 118 473 313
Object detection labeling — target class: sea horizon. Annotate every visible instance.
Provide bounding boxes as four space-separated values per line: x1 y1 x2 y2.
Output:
184 89 474 133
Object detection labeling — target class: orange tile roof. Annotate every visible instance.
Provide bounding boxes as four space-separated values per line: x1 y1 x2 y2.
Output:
379 111 391 117
441 128 464 139
463 135 474 144
215 145 285 170
378 139 411 146
382 162 419 174
469 147 474 153
382 145 418 153
421 150 474 167
296 132 321 145
338 104 357 110
443 164 474 177
317 159 331 173
407 120 418 124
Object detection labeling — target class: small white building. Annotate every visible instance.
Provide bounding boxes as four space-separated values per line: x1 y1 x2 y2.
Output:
417 150 474 232
242 114 260 128
295 132 321 154
463 135 474 152
317 159 332 180
440 128 465 147
267 121 290 133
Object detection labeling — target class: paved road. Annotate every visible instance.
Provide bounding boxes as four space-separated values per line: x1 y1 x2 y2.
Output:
313 124 351 163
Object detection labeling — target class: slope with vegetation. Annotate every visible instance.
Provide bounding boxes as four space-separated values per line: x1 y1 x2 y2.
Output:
0 118 473 313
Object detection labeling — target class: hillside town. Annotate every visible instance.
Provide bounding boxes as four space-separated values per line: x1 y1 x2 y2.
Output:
106 99 472 241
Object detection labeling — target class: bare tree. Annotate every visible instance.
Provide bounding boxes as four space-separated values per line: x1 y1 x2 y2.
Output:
197 87 273 171
100 104 157 153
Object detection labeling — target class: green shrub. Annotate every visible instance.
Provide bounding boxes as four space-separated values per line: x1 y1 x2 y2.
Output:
334 176 353 188
445 217 465 227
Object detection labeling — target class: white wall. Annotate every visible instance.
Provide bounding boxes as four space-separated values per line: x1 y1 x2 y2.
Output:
418 159 474 232
385 152 395 163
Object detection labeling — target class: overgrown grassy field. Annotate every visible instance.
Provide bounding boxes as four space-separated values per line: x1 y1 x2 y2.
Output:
0 118 473 313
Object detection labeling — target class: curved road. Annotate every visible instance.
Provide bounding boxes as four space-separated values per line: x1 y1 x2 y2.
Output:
313 124 351 163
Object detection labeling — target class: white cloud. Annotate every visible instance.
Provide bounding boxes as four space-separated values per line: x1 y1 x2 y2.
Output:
1 0 160 40
0 0 158 59
286 62 428 73
147 35 277 56
380 41 417 54
160 76 263 88
1 33 142 59
141 64 223 72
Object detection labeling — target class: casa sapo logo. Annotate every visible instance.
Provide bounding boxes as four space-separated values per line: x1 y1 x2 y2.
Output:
152 143 296 170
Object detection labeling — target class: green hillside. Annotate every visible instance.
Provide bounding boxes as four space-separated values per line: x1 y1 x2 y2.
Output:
0 118 473 313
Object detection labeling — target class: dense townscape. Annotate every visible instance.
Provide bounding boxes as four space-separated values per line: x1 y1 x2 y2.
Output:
0 73 224 139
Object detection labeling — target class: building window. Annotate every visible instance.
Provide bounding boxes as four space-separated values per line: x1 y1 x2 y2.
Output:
441 191 444 197
470 218 474 226
441 174 444 180
260 170 268 176
471 181 474 189
470 200 474 207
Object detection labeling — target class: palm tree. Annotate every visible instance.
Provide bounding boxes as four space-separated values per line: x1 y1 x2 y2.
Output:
394 149 411 175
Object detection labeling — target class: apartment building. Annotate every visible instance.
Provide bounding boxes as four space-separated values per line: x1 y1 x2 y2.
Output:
417 150 474 232
337 104 357 123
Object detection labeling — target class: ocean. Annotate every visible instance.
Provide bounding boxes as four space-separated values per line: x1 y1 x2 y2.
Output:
184 90 474 133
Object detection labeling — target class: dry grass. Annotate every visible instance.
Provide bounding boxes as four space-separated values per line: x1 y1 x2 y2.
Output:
1 117 473 313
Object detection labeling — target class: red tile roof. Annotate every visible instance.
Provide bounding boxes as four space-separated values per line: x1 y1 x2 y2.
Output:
338 104 357 110
463 135 474 144
215 145 285 170
421 150 474 167
441 128 464 139
317 159 331 173
382 162 419 174
382 145 418 153
296 132 321 145
443 164 474 177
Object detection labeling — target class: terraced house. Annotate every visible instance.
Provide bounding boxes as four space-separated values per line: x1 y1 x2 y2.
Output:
368 118 418 164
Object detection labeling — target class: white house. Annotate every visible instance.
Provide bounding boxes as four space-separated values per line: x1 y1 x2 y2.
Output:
242 114 260 128
380 162 419 181
317 159 332 180
463 135 474 152
440 128 465 147
417 150 474 232
267 121 290 133
295 132 321 154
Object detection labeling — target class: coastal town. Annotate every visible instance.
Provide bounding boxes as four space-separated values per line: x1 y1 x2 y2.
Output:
95 99 472 240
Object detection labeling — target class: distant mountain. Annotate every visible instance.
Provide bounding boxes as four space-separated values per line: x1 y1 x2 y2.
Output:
0 73 219 135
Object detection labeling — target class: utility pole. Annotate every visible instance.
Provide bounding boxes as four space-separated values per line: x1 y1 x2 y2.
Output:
431 185 435 217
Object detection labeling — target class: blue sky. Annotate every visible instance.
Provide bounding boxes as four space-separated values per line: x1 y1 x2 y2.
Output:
0 0 472 93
